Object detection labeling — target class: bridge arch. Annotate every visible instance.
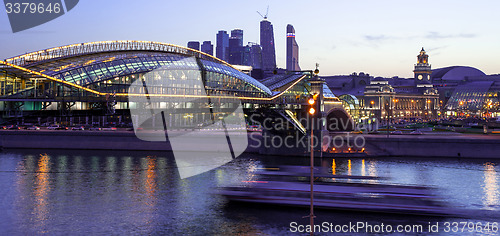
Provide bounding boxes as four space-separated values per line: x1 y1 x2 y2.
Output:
325 107 354 131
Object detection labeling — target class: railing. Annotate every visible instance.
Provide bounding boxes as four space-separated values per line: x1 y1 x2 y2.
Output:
5 40 230 68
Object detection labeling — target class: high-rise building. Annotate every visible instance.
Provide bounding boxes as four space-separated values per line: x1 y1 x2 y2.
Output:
228 29 244 65
246 42 262 70
286 24 300 71
228 37 244 65
260 18 276 71
216 30 229 62
230 29 244 47
187 41 200 51
201 41 213 56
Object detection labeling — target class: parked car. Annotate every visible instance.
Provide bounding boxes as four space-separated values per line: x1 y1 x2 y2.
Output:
101 127 117 131
7 125 21 130
89 127 101 131
25 126 41 130
71 126 85 131
390 130 403 135
116 123 132 128
410 130 424 135
47 125 60 130
47 125 67 130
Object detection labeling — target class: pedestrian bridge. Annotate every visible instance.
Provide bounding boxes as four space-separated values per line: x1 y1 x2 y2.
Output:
0 40 352 131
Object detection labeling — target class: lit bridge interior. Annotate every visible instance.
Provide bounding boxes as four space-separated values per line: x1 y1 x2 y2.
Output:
0 40 351 132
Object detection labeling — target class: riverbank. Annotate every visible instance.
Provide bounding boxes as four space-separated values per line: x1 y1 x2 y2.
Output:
1 130 499 159
361 134 500 159
0 130 261 153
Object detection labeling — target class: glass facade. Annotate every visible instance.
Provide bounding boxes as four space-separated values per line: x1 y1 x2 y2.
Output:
5 51 272 100
445 81 493 111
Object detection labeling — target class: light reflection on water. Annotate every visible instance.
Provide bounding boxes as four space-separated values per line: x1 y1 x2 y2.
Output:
34 154 50 232
361 159 366 176
0 150 499 235
482 163 499 210
331 158 336 176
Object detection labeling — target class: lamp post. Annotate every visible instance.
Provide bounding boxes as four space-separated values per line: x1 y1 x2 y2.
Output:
307 93 317 235
385 101 390 138
370 100 375 132
427 99 432 120
394 99 399 123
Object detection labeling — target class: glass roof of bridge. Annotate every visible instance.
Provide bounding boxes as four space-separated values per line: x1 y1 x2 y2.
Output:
23 51 272 96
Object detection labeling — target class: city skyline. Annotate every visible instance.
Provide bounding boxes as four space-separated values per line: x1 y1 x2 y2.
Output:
1 0 499 78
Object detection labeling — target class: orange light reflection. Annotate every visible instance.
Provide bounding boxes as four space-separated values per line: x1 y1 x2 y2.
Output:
34 153 50 229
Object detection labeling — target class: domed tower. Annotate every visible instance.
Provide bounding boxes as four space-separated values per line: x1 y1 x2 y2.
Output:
414 47 432 85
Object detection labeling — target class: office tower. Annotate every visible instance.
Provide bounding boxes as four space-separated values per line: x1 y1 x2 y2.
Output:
187 41 200 51
201 41 213 56
230 29 244 47
246 42 262 70
286 24 300 71
228 37 244 65
260 18 276 70
216 30 229 62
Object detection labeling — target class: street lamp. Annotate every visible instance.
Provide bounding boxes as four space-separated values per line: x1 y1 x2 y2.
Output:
459 101 464 117
440 100 443 119
427 100 432 120
308 93 317 235
411 100 415 119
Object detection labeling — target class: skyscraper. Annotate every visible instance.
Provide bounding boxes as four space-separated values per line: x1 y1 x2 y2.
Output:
228 29 244 65
228 37 244 65
230 29 244 47
216 30 229 62
286 24 300 71
246 42 262 70
187 41 200 51
260 18 276 71
201 41 213 56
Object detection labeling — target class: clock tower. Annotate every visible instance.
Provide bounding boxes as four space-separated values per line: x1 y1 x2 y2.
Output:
414 47 432 85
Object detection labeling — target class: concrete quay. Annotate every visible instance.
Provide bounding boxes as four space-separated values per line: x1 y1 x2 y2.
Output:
0 130 499 159
360 134 500 159
0 130 261 153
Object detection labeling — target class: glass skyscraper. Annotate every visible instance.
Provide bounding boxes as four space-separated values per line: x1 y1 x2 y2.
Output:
187 41 200 51
286 24 300 71
216 30 229 62
228 29 244 65
260 19 276 71
230 29 243 47
201 41 213 56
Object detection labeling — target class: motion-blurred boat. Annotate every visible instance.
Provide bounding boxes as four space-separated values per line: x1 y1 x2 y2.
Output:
218 166 453 216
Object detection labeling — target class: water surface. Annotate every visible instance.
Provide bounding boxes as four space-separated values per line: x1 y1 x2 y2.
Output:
0 150 499 235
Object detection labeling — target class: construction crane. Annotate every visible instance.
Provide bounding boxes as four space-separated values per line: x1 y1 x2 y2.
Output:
257 6 269 20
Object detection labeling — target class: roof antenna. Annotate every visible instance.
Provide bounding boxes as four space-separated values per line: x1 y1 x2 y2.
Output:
257 6 269 19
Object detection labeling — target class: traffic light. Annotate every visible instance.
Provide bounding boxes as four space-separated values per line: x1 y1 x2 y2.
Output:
308 98 315 105
309 107 316 115
308 93 318 115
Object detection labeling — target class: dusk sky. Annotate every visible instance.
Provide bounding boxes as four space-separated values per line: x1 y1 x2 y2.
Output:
1 0 499 78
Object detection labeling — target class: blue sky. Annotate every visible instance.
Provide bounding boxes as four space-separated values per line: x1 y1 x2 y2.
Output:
1 0 499 78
